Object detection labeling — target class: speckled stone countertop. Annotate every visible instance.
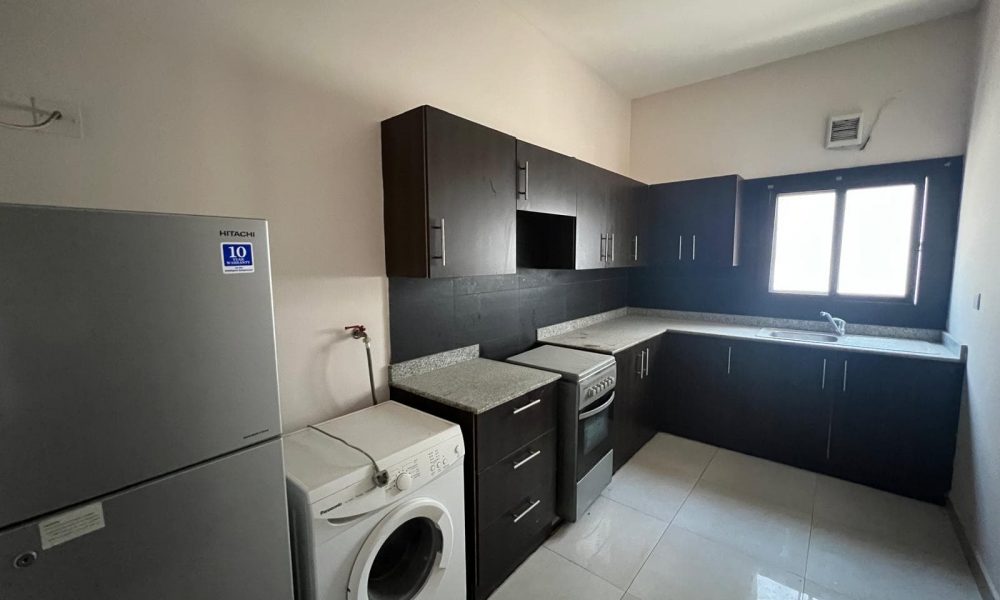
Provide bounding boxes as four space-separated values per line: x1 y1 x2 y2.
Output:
391 357 561 414
540 314 965 363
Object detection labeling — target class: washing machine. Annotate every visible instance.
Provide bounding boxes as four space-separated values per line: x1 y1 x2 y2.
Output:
284 401 466 600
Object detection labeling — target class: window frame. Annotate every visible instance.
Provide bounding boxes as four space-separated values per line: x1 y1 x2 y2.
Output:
765 176 927 305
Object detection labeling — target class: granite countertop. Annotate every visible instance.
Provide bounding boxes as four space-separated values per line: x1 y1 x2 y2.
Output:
391 357 561 414
540 315 964 362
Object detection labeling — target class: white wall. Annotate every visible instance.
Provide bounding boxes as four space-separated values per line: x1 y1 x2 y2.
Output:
949 0 1000 596
0 0 630 431
630 13 976 183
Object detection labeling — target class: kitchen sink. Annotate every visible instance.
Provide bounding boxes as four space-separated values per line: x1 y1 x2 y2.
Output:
760 329 840 343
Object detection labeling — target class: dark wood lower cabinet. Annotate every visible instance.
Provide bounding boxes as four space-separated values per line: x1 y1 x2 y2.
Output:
660 332 964 504
391 383 559 600
613 335 662 471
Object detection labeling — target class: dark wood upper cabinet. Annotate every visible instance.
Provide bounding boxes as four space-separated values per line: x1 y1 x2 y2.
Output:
382 106 516 278
649 174 743 268
575 163 611 270
515 140 577 217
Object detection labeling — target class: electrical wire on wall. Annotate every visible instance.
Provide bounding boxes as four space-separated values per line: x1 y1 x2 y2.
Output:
859 96 897 151
0 109 61 130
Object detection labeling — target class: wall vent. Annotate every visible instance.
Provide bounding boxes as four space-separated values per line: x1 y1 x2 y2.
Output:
826 113 863 148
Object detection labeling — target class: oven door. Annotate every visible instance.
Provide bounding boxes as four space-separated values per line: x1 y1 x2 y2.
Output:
576 390 615 481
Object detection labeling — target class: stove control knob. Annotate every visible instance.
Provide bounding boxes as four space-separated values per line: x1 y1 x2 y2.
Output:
396 473 413 491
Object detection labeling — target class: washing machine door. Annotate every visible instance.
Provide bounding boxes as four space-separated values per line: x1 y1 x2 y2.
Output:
347 498 454 600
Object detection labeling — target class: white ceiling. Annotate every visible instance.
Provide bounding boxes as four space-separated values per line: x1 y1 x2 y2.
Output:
501 0 978 98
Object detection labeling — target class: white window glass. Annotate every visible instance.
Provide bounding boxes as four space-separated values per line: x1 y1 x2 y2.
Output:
770 191 837 294
837 184 916 297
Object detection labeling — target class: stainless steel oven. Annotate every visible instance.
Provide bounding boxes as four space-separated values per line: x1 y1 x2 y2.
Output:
507 345 616 522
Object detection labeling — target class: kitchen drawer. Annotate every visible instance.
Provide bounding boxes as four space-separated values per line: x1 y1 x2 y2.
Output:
476 482 556 598
476 383 557 469
476 428 557 530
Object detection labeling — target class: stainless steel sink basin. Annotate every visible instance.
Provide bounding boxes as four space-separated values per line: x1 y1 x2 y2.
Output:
762 329 840 343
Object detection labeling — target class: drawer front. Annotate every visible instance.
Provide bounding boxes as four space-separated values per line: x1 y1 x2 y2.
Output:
477 428 557 530
476 482 556 598
477 383 557 469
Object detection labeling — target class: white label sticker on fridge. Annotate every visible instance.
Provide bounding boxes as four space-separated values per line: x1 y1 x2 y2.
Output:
39 502 106 550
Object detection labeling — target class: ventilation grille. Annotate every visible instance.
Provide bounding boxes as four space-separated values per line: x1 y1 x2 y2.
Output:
826 113 863 148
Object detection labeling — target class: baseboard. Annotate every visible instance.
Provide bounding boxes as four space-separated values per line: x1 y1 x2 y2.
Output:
947 500 1000 600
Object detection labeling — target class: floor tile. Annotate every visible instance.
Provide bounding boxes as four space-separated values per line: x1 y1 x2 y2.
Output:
672 479 812 575
813 476 962 555
602 433 716 520
700 448 817 514
489 546 624 600
628 526 804 600
806 519 980 600
545 496 668 589
801 580 860 600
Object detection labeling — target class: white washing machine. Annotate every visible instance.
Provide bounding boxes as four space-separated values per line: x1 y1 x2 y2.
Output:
284 401 466 600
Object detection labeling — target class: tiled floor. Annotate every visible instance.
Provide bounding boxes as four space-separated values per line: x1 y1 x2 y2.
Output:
489 433 981 600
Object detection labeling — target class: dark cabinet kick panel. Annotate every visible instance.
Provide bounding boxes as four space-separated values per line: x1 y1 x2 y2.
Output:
660 332 964 504
391 383 559 600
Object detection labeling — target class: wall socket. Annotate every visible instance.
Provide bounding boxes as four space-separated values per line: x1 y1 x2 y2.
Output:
0 94 82 138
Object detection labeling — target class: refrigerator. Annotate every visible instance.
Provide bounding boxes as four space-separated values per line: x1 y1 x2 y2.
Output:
0 204 294 599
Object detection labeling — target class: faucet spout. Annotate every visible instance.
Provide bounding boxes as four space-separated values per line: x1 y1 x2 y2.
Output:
820 311 847 336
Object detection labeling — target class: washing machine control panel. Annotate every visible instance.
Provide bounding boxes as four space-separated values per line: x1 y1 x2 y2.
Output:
386 436 465 498
311 434 465 521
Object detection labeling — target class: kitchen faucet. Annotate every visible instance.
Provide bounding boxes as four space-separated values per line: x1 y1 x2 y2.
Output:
820 311 847 336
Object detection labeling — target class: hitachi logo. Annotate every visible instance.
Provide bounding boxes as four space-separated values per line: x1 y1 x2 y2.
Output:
219 230 255 238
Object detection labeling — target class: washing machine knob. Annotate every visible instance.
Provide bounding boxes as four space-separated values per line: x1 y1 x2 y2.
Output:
396 472 413 491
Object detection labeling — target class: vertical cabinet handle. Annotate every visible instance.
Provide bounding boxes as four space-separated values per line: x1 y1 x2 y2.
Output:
516 160 529 197
609 233 615 263
678 235 683 261
842 360 848 392
644 346 650 377
821 359 827 390
727 346 732 375
429 218 446 266
635 350 644 377
600 233 607 262
633 235 639 262
692 235 697 261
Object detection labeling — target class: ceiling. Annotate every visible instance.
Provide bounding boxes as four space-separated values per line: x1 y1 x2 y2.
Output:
501 0 978 98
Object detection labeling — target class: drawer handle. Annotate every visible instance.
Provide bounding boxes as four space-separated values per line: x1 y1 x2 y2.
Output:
512 499 541 523
513 398 541 414
512 449 541 470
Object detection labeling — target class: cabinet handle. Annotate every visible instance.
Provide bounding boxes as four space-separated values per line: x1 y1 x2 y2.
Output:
609 233 615 263
692 235 697 261
842 360 848 392
635 350 644 377
633 235 639 262
644 346 651 377
517 160 529 197
513 398 542 414
727 346 732 375
512 449 541 470
512 499 541 523
821 359 827 390
429 218 446 266
678 235 683 261
600 233 607 262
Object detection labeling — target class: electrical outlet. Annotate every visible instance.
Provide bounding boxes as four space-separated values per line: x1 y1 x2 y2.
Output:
0 94 82 138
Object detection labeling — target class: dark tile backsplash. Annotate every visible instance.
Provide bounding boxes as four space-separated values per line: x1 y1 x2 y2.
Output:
389 268 628 362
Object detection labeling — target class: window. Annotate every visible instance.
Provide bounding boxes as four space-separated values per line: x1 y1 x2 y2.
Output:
770 184 919 299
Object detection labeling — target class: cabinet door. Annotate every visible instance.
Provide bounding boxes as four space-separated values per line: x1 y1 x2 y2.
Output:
631 182 651 267
608 173 641 268
426 107 516 278
636 336 662 447
612 345 642 472
729 341 831 471
515 140 577 216
575 162 610 270
661 333 740 446
691 175 742 268
827 354 963 502
648 184 696 266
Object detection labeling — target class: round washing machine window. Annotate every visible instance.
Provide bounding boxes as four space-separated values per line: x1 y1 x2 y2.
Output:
348 498 454 600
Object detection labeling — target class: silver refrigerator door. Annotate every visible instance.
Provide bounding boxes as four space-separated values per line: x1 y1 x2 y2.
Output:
0 205 282 527
0 439 294 600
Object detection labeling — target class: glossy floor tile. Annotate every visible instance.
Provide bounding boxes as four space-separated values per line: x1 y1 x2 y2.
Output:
629 526 804 600
601 433 716 521
491 438 980 600
545 496 668 589
488 546 624 600
672 479 812 574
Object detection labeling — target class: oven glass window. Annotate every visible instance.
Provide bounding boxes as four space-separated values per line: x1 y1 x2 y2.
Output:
582 410 610 456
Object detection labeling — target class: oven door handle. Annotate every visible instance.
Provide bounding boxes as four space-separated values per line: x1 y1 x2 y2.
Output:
579 392 615 421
